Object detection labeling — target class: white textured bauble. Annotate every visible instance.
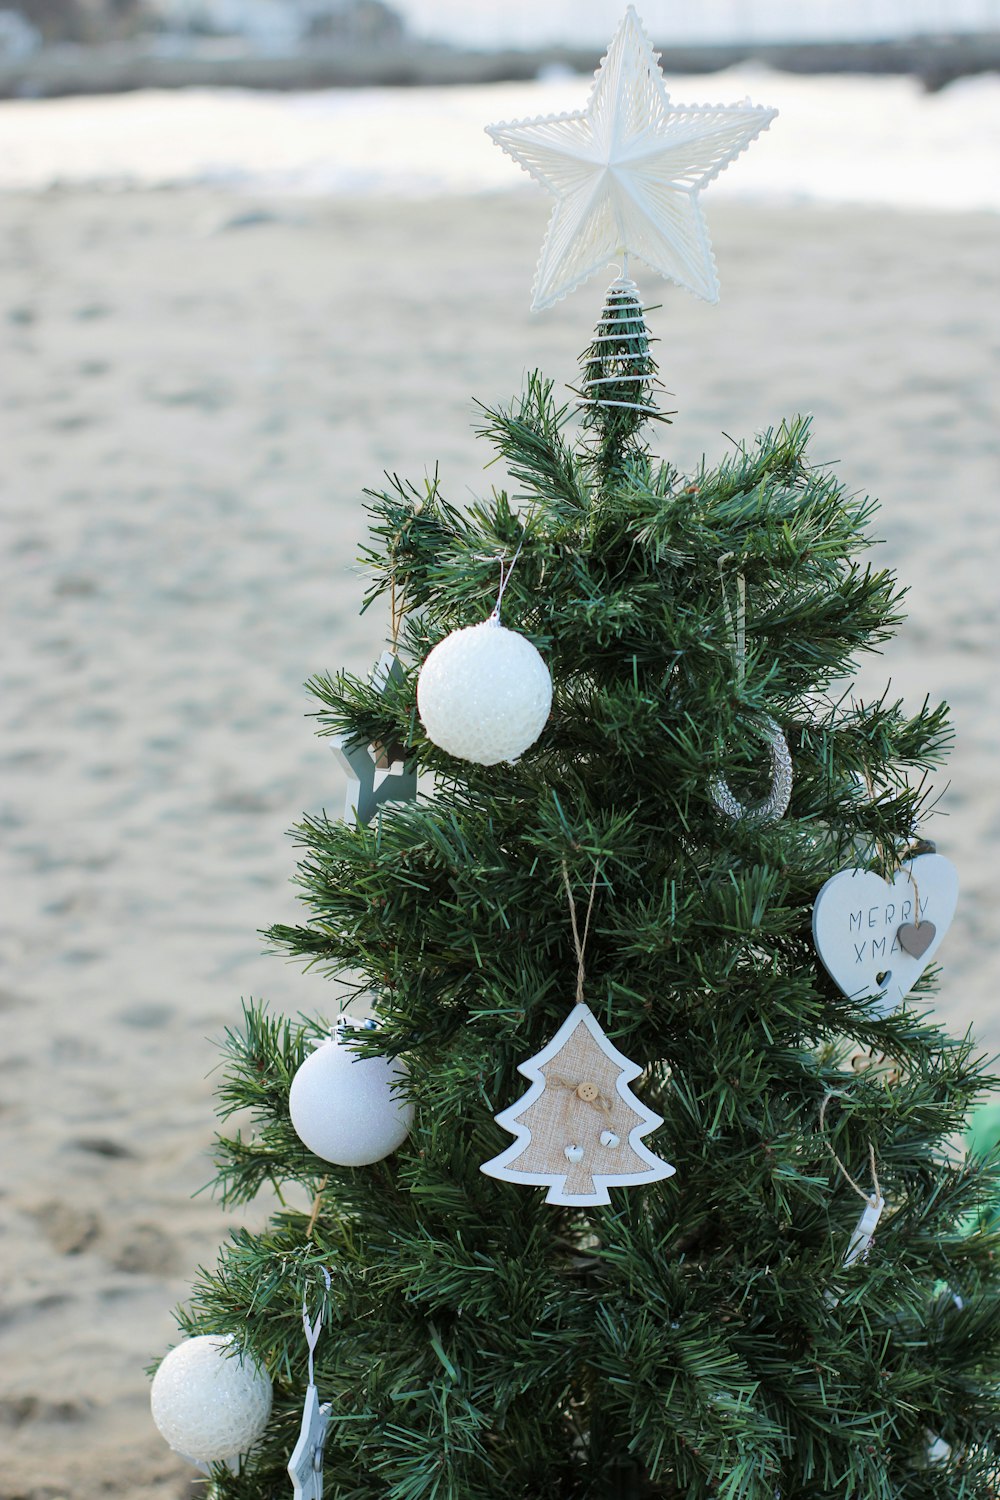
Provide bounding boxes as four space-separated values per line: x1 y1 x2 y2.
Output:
150 1334 272 1463
289 1032 413 1166
417 618 552 765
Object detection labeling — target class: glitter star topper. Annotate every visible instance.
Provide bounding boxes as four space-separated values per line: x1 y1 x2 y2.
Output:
486 7 776 308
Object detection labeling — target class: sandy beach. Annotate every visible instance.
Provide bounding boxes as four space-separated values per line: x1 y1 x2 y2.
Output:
1 186 999 1497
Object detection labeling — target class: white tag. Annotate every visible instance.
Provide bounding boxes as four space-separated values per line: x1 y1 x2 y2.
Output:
843 1194 885 1268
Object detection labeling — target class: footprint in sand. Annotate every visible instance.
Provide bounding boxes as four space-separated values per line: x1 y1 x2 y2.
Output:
107 1222 179 1276
29 1201 101 1256
0 1393 92 1427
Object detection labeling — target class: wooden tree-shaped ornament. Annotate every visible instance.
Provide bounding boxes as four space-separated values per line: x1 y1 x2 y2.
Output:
481 1003 675 1206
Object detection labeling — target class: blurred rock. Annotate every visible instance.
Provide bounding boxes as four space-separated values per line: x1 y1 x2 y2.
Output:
13 0 148 44
0 9 41 57
1 21 999 97
9 0 406 48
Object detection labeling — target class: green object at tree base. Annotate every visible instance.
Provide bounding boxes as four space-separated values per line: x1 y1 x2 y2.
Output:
968 1103 1000 1158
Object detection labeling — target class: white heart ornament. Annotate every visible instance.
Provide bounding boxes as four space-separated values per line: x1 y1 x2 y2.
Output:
812 854 958 1015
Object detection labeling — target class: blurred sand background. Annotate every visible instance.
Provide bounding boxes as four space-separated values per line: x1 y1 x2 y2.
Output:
1 137 999 1497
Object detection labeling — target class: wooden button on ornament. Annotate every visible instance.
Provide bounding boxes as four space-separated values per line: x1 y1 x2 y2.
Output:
576 1081 600 1102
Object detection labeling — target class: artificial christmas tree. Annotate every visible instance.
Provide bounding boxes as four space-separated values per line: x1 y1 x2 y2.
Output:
151 11 1000 1499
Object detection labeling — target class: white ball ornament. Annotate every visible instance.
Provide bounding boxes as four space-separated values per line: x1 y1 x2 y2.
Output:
289 1029 413 1166
150 1334 272 1463
417 617 552 766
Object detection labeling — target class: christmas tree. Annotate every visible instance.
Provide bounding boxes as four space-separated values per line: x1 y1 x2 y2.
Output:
150 12 1000 1499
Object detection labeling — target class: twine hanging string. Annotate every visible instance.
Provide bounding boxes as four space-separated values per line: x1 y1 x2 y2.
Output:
552 859 617 1127
306 1177 329 1241
819 1092 883 1207
547 1070 616 1123
903 861 923 928
882 820 924 928
389 569 404 653
859 761 895 879
561 857 600 1007
850 1049 902 1088
857 761 927 930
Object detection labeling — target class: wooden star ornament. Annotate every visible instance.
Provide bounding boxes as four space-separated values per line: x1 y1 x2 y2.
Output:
486 7 776 308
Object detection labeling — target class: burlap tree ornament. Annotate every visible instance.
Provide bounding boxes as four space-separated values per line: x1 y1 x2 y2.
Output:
481 865 676 1206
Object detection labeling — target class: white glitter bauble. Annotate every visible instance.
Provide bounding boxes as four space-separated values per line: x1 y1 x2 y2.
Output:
289 1032 413 1166
150 1334 272 1463
417 618 552 765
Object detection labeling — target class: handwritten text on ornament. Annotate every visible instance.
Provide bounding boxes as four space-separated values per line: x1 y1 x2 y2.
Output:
811 856 958 1015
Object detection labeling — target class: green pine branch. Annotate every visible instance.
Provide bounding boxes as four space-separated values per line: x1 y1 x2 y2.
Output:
161 293 1000 1500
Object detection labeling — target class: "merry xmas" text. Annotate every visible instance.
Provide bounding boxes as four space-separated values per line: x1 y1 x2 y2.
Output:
849 897 929 963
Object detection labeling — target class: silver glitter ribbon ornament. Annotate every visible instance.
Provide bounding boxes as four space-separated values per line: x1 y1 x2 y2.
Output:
710 714 793 826
710 561 792 827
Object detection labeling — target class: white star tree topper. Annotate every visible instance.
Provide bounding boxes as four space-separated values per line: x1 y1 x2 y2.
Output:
486 7 777 308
